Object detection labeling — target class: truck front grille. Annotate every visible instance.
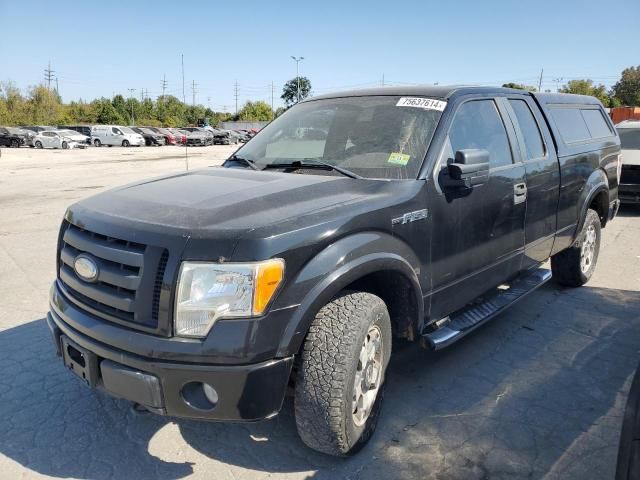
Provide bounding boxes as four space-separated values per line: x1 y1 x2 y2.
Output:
621 164 640 185
57 221 169 333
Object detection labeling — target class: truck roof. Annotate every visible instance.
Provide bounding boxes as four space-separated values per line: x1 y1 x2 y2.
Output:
309 85 604 105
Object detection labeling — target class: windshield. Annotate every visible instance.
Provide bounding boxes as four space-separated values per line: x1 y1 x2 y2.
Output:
120 127 136 134
618 128 640 150
232 95 443 179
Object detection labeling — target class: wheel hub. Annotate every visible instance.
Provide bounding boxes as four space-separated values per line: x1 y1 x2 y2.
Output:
580 224 596 274
352 325 383 427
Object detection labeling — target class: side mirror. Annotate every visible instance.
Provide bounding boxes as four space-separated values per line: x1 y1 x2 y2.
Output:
446 149 490 188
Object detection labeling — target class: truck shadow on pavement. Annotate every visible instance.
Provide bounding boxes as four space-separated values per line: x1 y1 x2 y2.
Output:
1 284 639 479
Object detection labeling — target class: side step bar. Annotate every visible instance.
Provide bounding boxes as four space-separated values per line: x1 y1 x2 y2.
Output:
422 267 552 350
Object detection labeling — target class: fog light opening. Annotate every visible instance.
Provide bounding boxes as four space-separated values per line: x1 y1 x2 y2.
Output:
180 382 219 411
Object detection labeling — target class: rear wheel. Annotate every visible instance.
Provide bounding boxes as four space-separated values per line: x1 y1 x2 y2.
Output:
10 138 19 148
294 291 391 456
61 141 69 149
93 139 101 147
551 208 601 287
35 141 43 149
122 140 130 147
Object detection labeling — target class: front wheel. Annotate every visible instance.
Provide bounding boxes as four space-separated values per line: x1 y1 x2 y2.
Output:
93 139 101 147
61 141 69 149
294 291 391 456
10 139 20 148
122 140 130 147
551 208 601 287
35 141 43 149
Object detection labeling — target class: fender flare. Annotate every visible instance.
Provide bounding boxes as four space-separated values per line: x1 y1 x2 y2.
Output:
274 232 424 357
576 168 609 234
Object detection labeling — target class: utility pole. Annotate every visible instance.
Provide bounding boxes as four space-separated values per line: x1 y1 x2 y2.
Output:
537 67 544 92
140 89 144 102
234 80 239 115
271 81 275 119
160 74 167 101
127 88 136 125
290 56 304 103
553 77 564 93
191 80 198 106
181 54 186 104
55 78 60 97
44 61 55 90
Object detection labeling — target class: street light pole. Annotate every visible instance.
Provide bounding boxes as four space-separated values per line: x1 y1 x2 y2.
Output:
290 56 304 103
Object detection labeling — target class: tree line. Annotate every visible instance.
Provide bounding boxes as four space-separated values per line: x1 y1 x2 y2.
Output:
503 66 640 107
0 75 315 127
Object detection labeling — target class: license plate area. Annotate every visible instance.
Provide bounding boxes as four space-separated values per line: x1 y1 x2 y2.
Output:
61 336 99 387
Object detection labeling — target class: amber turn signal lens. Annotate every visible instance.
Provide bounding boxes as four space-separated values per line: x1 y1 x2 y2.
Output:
253 259 285 314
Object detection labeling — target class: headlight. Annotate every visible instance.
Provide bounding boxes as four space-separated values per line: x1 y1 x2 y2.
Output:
175 259 284 337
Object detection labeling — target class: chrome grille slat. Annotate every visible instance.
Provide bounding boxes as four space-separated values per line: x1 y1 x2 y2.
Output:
60 265 135 312
60 246 142 290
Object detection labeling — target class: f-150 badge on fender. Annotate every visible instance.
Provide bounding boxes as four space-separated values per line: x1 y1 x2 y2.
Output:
392 209 428 225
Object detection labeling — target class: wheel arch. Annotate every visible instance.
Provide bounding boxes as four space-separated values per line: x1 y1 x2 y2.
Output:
578 168 609 232
275 232 424 357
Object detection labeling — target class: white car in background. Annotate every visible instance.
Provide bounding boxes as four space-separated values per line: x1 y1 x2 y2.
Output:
90 125 145 147
33 130 84 149
56 129 90 145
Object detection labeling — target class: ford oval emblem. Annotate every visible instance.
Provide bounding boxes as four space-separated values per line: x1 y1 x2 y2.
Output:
74 255 99 282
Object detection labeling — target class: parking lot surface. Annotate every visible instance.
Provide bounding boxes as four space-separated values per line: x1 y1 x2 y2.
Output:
0 146 639 479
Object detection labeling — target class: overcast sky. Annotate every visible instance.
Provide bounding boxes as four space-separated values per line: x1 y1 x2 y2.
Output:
1 0 637 112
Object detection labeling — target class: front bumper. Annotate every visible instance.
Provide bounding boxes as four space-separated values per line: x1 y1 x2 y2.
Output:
48 292 294 421
619 184 640 204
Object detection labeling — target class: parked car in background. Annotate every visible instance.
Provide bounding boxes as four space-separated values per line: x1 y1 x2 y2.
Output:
146 127 176 145
181 127 212 146
131 127 165 146
213 129 239 145
60 125 92 138
19 125 56 134
0 127 35 146
616 120 640 205
33 130 82 149
91 125 145 147
167 128 187 145
56 129 91 145
234 130 251 143
0 127 25 147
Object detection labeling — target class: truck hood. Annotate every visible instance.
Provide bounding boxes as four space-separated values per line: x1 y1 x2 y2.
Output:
71 167 382 238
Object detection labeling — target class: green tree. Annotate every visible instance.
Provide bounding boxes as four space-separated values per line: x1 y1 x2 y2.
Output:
281 76 311 106
560 79 611 106
236 101 273 121
94 99 124 124
502 83 537 92
612 66 640 106
26 85 63 125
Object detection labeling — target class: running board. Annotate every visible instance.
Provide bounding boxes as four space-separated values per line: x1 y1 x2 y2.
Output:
422 267 552 350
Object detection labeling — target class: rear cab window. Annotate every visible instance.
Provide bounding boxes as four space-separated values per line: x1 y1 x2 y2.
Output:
549 105 615 145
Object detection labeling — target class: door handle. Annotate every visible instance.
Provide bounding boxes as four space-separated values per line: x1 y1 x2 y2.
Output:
513 183 527 205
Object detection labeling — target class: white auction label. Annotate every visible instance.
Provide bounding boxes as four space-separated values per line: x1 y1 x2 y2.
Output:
396 97 447 111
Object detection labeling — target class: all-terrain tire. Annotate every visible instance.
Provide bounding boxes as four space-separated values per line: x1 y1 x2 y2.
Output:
294 291 392 456
551 208 601 287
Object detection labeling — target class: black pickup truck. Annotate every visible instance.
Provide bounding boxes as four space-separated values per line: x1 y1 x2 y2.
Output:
48 86 620 456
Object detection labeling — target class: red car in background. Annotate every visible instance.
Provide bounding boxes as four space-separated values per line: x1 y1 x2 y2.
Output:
146 127 177 145
166 128 187 145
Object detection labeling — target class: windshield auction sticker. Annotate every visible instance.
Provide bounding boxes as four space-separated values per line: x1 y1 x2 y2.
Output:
388 152 411 165
396 97 447 111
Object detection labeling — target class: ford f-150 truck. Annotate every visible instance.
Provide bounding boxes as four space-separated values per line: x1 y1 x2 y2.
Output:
48 86 621 456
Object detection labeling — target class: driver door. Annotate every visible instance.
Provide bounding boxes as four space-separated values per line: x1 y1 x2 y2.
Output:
428 97 527 320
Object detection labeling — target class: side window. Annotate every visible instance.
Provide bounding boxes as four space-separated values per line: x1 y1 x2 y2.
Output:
581 109 612 139
509 99 545 160
112 128 122 135
447 100 513 168
550 108 590 144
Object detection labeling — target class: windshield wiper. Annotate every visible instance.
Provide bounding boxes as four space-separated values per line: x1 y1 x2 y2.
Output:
225 155 259 170
263 159 362 179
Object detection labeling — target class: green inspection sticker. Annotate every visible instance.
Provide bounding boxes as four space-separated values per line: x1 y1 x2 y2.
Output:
388 152 411 165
